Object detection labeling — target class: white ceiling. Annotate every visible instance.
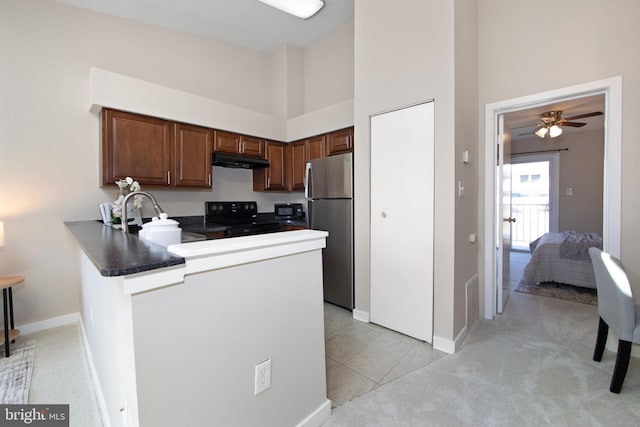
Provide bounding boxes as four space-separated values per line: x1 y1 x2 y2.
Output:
53 0 354 52
506 94 606 141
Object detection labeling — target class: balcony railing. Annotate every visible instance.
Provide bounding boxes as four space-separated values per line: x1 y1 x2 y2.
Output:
511 203 549 250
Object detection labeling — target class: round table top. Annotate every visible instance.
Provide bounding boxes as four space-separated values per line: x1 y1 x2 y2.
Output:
0 276 24 289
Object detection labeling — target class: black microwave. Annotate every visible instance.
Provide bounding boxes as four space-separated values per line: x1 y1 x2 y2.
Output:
274 203 304 220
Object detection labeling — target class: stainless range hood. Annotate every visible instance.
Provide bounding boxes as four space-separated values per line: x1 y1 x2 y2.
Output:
212 152 270 169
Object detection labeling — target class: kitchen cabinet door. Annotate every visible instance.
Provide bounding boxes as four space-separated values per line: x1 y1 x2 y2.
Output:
326 127 353 156
290 135 326 191
173 123 212 188
214 131 265 158
290 140 307 191
240 135 265 158
213 131 241 154
102 109 172 186
370 101 434 343
307 134 327 159
253 141 288 191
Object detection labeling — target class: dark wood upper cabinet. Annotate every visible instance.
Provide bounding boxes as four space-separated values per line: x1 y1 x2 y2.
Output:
253 141 289 191
326 127 354 155
214 131 265 158
290 140 307 191
308 134 327 160
173 122 212 188
102 108 212 188
240 135 265 158
290 134 326 191
103 107 352 193
102 109 172 186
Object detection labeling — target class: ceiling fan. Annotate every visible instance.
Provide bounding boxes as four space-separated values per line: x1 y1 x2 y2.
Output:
534 110 603 139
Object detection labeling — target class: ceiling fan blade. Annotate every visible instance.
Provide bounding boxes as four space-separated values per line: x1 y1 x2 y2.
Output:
559 121 586 128
562 111 603 121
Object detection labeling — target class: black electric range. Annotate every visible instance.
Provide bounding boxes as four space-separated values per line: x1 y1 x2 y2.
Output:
204 201 282 238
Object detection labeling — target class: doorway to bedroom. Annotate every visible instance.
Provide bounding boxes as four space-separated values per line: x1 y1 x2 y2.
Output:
504 96 605 297
484 77 621 319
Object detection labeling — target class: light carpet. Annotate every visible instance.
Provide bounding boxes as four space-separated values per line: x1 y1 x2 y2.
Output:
324 292 640 427
0 341 36 404
515 281 597 306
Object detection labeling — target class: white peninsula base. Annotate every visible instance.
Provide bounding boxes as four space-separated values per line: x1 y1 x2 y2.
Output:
79 230 330 427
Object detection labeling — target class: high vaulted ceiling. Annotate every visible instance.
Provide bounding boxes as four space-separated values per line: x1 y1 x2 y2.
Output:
53 0 354 52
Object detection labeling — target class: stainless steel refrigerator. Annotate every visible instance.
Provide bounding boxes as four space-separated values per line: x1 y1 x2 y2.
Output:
305 152 354 309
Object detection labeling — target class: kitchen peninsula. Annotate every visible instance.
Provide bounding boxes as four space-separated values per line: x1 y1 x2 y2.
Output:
66 221 330 427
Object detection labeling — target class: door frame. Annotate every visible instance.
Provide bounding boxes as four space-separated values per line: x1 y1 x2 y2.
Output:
483 77 622 319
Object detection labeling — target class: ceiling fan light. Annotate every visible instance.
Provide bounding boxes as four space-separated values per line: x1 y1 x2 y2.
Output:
257 0 325 19
535 127 548 138
549 125 563 138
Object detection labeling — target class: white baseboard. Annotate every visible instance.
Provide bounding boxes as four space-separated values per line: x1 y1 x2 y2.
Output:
296 399 331 427
433 325 468 354
18 312 80 336
78 318 111 427
19 313 111 427
352 309 369 323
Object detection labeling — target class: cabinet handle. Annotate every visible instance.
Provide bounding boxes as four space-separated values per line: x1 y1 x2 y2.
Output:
209 173 212 186
267 177 271 188
167 171 171 185
241 141 245 153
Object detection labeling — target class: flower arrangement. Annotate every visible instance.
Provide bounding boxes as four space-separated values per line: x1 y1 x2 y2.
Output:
111 177 142 220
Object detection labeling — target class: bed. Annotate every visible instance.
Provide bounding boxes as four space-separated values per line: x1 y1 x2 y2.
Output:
520 231 602 289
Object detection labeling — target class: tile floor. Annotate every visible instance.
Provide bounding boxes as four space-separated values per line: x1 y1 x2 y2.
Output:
323 250 531 408
324 302 446 407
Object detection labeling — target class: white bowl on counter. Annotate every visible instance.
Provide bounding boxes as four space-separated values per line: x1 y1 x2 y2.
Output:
138 213 182 247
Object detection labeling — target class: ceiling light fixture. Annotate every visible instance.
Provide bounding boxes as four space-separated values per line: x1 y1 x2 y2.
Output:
534 127 548 138
535 123 563 139
548 124 563 138
257 0 325 19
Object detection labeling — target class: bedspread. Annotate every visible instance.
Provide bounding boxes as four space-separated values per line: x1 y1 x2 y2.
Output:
521 232 598 289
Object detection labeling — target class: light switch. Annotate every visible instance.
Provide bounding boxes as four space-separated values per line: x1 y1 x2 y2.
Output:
462 150 470 164
458 181 465 198
565 187 573 196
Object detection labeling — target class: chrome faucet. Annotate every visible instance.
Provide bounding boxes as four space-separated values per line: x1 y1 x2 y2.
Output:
120 191 165 233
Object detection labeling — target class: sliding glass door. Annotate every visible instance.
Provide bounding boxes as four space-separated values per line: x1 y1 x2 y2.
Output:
510 153 559 251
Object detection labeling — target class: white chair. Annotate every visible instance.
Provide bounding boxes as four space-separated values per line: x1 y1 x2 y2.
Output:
589 247 640 393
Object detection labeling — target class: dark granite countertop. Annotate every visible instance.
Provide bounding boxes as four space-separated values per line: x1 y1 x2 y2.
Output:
65 220 185 277
65 214 307 277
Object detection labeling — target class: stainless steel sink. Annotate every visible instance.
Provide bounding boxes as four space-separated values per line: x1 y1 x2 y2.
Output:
181 231 207 243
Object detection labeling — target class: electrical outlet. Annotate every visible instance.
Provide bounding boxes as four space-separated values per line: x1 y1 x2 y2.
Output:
254 359 271 395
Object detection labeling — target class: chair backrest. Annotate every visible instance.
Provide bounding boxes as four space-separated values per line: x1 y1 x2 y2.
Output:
589 247 635 342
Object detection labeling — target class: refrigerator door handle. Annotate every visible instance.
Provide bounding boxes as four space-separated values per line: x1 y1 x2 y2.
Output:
304 161 313 199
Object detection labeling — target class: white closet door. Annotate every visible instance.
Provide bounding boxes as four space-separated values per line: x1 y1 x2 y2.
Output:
370 101 434 342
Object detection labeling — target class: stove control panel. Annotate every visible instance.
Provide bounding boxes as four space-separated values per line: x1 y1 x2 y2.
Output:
205 201 257 225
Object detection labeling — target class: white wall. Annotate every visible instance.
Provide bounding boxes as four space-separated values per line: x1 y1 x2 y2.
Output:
0 0 354 326
453 0 479 336
478 0 640 307
354 0 458 343
304 22 354 114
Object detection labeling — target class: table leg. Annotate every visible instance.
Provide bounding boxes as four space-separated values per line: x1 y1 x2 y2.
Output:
3 288 9 357
8 288 14 344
